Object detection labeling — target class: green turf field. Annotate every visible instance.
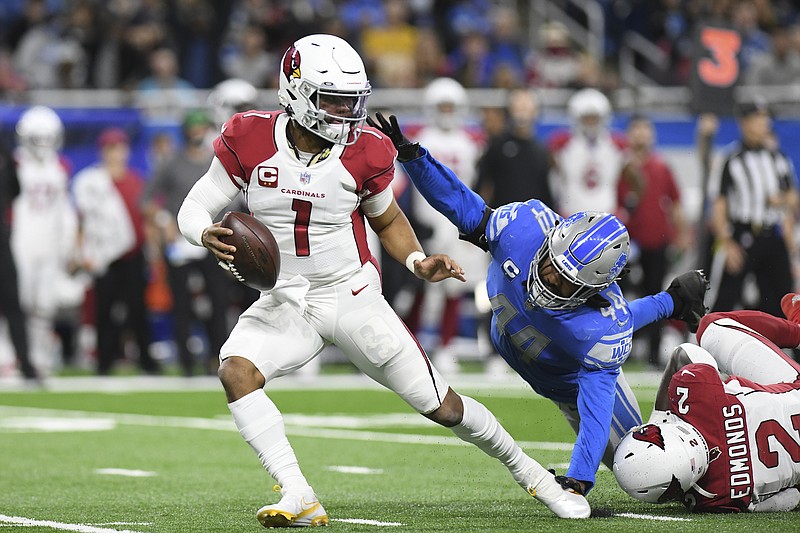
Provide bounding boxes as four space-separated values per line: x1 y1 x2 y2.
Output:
1 380 798 532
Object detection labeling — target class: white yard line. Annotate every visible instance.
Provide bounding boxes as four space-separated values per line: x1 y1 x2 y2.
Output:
0 406 574 451
615 512 691 522
332 518 404 526
325 465 384 475
0 515 147 533
94 468 157 477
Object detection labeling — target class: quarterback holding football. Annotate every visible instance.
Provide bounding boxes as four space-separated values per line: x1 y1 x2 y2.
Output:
178 34 591 527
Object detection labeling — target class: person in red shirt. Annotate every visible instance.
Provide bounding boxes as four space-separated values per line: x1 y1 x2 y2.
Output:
617 115 690 367
72 128 160 375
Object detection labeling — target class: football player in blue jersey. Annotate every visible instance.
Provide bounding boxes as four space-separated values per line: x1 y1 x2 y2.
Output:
367 112 709 498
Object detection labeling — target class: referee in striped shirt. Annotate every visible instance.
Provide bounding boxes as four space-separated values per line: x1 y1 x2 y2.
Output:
707 96 799 316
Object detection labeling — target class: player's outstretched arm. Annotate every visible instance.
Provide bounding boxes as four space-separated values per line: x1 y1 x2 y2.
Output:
367 196 465 283
368 113 489 238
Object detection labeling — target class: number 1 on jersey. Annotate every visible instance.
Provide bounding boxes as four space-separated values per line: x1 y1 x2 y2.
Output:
291 198 312 256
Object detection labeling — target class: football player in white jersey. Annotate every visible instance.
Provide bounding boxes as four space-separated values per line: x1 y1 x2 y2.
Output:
412 77 488 374
613 297 800 512
11 106 78 375
178 34 591 527
548 88 626 216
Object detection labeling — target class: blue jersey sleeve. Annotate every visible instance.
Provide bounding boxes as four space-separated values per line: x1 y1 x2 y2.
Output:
566 365 620 489
629 292 674 331
400 147 487 234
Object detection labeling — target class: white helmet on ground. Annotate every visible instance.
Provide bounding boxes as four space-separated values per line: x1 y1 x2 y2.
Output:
567 88 611 138
278 34 371 145
613 421 711 503
207 78 259 128
527 211 629 310
16 105 64 159
423 77 468 130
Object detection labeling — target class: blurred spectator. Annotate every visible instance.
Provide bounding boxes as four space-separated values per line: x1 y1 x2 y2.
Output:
476 88 554 209
63 0 100 88
415 27 449 85
142 110 236 376
360 0 419 87
221 23 275 88
450 29 492 88
0 140 38 381
548 88 626 216
483 5 527 88
617 115 690 367
745 23 800 85
527 21 581 88
731 0 771 74
4 0 49 52
72 128 160 376
12 8 87 88
135 47 198 116
171 0 220 88
12 106 78 376
0 47 27 96
706 97 798 317
409 77 487 375
110 1 170 90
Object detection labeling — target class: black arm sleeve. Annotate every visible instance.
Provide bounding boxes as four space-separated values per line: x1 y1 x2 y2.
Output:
458 206 492 252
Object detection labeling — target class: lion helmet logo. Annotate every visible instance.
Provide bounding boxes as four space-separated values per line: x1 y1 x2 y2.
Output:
632 424 665 450
282 45 301 81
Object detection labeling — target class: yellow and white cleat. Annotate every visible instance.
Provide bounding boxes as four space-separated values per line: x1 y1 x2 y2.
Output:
256 485 329 528
526 471 591 519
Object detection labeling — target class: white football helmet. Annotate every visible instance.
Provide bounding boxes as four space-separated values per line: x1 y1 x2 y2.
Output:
567 88 611 139
613 421 710 504
207 78 259 129
424 77 468 131
16 105 64 160
527 211 629 310
278 34 371 145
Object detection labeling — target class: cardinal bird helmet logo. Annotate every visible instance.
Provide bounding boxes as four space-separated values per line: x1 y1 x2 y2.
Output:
632 424 666 450
283 45 301 81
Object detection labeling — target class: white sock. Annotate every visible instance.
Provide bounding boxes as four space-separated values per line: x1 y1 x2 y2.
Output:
449 395 548 487
228 389 309 491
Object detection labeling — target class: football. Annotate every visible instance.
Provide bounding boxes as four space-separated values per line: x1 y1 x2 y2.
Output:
219 211 280 291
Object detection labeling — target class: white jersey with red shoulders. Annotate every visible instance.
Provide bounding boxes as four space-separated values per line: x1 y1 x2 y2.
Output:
548 129 626 216
668 363 800 512
213 111 396 286
12 148 74 259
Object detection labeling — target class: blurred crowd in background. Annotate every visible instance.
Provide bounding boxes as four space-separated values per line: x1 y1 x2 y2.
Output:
0 0 799 382
2 0 800 95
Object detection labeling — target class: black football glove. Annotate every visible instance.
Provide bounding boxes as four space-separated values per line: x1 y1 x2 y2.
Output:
666 270 710 333
548 469 587 495
365 112 421 162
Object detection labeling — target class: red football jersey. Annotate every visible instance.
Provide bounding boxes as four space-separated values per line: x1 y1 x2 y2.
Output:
213 111 396 285
669 363 800 512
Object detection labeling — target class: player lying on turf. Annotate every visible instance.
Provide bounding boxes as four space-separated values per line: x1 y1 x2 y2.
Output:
367 112 709 498
613 295 800 512
177 34 591 527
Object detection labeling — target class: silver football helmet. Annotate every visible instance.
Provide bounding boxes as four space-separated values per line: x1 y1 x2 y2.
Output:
16 105 64 160
278 34 371 145
527 211 629 310
423 77 468 131
207 78 259 129
613 421 710 503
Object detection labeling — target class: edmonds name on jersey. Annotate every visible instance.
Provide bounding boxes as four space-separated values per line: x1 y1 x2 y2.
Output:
668 363 800 512
213 111 395 286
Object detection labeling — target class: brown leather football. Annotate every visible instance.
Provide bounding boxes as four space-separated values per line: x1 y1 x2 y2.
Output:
219 211 280 291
